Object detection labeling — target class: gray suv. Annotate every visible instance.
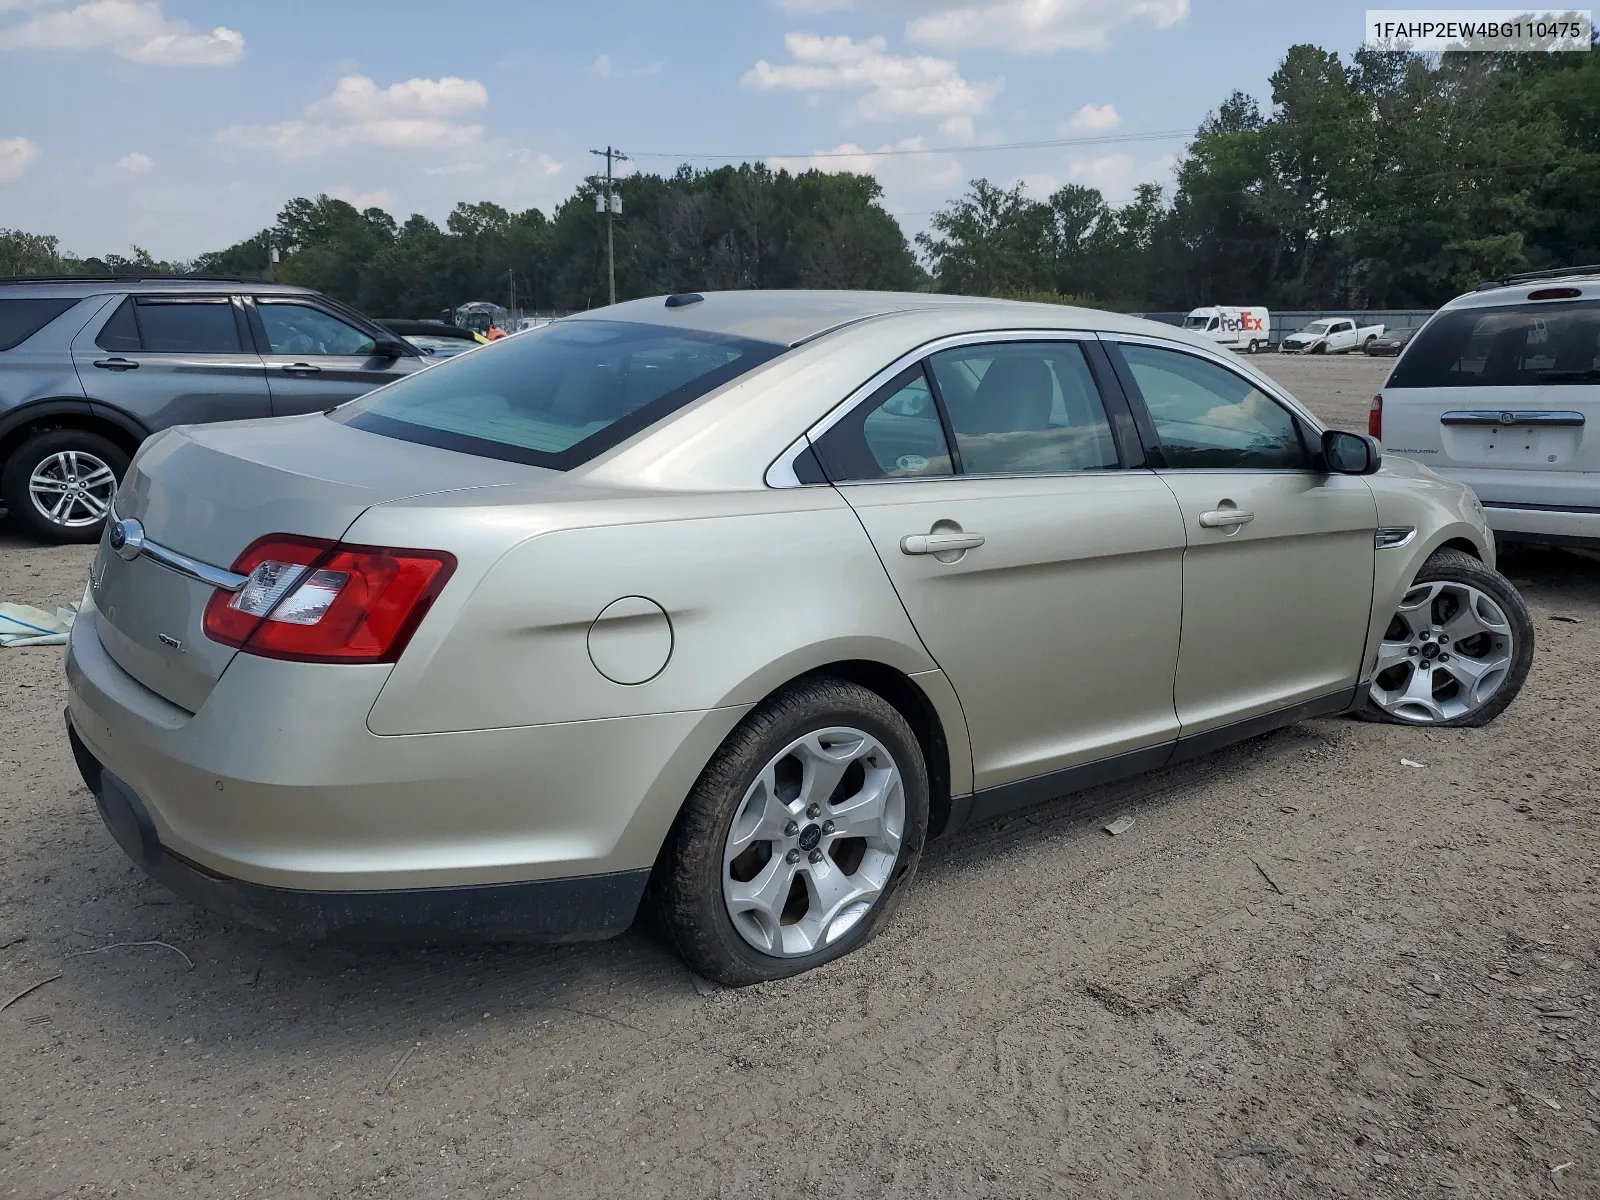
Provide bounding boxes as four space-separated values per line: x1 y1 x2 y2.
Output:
0 276 425 543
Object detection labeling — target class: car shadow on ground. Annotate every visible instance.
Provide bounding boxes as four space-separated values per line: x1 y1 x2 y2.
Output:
22 712 1343 1062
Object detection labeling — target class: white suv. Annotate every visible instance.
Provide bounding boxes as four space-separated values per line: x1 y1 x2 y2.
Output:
1375 269 1599 549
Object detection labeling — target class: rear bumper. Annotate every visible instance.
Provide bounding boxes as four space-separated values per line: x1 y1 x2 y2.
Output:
68 716 648 942
64 602 749 937
1481 502 1600 548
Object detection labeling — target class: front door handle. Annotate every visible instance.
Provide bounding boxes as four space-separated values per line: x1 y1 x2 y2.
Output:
1198 508 1255 528
901 532 986 555
92 357 138 371
281 362 321 375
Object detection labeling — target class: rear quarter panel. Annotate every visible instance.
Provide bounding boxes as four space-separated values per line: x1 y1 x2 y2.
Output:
353 487 951 735
0 295 109 415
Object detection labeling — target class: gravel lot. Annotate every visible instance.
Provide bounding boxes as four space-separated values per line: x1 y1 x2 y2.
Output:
3 352 1599 1199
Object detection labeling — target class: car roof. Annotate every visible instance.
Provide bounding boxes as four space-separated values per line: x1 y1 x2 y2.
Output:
0 276 318 298
571 289 1184 347
1447 274 1600 311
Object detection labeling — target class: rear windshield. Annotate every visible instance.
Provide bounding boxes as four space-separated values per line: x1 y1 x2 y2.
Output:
0 297 78 351
333 319 785 469
1389 299 1600 388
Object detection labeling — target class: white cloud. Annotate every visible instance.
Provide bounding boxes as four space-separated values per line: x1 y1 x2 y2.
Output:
743 32 1001 125
422 148 562 180
1056 151 1177 202
326 184 395 211
310 74 488 120
114 151 153 175
0 135 40 181
219 117 483 158
907 0 1188 53
1067 102 1120 132
0 0 244 66
217 74 488 160
771 135 963 194
590 52 662 79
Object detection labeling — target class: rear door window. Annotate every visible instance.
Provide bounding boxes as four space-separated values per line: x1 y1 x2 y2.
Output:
333 319 785 470
0 297 78 351
1389 300 1600 388
927 342 1120 475
95 296 244 353
813 365 955 481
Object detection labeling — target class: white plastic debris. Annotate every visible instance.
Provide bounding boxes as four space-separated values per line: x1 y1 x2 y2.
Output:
0 603 76 648
1400 758 1426 769
1103 814 1135 836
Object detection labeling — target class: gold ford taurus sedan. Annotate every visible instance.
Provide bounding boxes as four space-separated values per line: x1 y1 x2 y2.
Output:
64 291 1533 984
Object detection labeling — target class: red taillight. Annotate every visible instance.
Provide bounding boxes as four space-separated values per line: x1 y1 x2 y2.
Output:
1369 393 1383 440
203 534 455 663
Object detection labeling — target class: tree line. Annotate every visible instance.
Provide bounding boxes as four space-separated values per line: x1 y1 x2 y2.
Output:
4 40 1595 315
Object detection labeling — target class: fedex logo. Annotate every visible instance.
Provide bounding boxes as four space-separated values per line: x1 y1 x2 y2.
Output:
1218 312 1264 333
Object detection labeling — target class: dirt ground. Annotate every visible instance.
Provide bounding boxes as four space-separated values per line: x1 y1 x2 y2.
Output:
3 352 1599 1199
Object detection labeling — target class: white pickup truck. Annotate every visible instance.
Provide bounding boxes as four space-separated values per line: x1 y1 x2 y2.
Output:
1280 317 1384 355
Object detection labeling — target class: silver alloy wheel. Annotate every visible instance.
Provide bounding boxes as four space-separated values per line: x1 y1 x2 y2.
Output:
1369 580 1515 723
28 450 117 529
722 726 905 958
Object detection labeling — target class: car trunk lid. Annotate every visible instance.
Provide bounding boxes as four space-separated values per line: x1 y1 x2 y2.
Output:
91 414 542 712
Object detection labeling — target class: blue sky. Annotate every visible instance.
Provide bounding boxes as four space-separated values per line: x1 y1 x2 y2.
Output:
1 0 1384 261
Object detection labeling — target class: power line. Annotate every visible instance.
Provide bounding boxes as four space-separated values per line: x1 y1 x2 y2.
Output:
623 128 1195 162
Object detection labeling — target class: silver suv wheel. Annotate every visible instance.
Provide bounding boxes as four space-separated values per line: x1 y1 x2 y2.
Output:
721 726 905 957
29 449 117 529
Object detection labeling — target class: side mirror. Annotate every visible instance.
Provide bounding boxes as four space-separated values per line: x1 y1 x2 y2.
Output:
371 337 411 359
1322 429 1381 475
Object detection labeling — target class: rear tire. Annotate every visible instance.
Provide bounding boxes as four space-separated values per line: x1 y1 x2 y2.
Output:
658 678 929 986
1 429 128 544
1358 549 1533 727
1247 339 1260 354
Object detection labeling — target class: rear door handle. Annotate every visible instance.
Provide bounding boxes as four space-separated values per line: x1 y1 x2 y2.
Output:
901 532 985 555
92 357 138 371
281 362 321 375
1198 509 1254 528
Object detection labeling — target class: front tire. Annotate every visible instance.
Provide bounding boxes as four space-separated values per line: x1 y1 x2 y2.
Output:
1360 549 1533 727
659 678 929 986
1 429 128 544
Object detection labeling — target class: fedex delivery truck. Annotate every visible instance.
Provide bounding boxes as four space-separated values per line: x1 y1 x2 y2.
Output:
1182 306 1271 353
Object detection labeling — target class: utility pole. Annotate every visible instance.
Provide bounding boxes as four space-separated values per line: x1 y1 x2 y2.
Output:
589 146 627 306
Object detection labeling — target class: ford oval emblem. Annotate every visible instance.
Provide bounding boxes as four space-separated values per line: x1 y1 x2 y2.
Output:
1499 411 1516 426
109 517 145 562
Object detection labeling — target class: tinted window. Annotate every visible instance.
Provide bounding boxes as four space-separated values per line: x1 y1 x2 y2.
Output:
334 319 785 470
95 297 140 351
929 342 1119 475
1388 300 1600 388
1120 343 1308 470
0 297 77 351
813 365 954 481
134 298 242 353
258 303 376 356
